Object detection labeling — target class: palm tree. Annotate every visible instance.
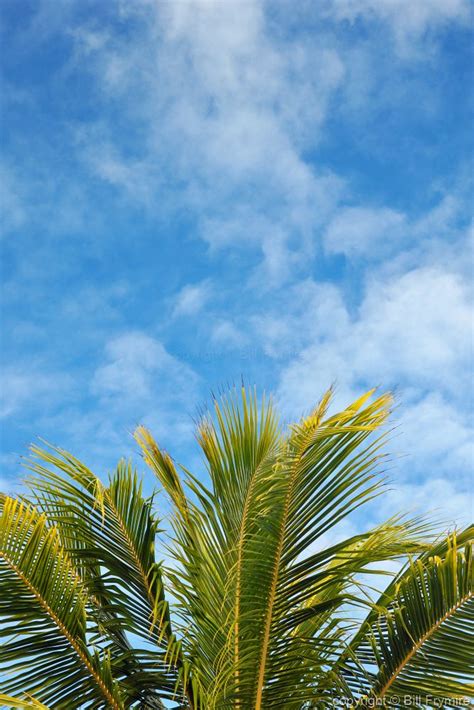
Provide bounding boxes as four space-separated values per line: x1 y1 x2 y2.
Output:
0 388 472 709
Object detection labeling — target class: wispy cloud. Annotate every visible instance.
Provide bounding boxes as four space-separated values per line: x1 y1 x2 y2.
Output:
0 368 74 420
172 280 213 318
323 191 469 262
92 331 199 404
325 0 470 56
66 0 348 280
324 206 406 258
1 0 472 528
275 263 472 412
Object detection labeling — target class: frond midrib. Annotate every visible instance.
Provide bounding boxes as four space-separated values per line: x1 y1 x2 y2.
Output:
253 409 329 709
0 550 122 710
102 483 157 615
377 590 474 699
233 448 276 706
101 484 195 707
253 454 297 710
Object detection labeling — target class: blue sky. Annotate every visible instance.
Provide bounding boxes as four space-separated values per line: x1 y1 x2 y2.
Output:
1 0 473 531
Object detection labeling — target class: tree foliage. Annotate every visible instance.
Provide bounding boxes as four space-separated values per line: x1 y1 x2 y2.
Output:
1 388 472 708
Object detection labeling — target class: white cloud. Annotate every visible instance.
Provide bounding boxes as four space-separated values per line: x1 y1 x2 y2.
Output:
3 0 471 521
68 0 470 282
211 320 246 349
323 192 468 262
413 193 461 237
86 331 203 453
69 0 347 280
266 254 473 534
76 134 157 207
251 279 350 359
396 392 473 483
324 206 406 258
0 368 74 419
378 477 472 530
92 331 198 402
9 0 470 275
172 280 212 318
356 267 472 387
326 0 470 56
276 264 472 415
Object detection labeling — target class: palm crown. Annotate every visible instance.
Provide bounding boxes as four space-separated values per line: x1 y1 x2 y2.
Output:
0 387 472 709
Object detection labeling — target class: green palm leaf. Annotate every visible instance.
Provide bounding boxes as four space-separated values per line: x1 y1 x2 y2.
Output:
0 497 124 709
22 450 183 707
0 693 50 709
2 385 470 709
137 387 430 709
227 389 395 707
349 533 474 706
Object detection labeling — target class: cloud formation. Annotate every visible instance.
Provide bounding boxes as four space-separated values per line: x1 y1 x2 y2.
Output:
172 281 213 318
1 0 472 529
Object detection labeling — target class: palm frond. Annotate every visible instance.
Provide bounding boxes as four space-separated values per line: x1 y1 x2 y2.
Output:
2 385 469 709
0 694 50 709
0 497 124 708
347 533 474 707
138 387 430 709
225 389 396 707
22 449 183 706
136 388 281 708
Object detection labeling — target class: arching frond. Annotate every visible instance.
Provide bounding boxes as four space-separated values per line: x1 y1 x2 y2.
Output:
227 389 396 707
0 497 124 709
0 693 50 709
347 533 474 707
23 450 184 707
135 387 281 707
138 387 430 709
2 386 468 710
